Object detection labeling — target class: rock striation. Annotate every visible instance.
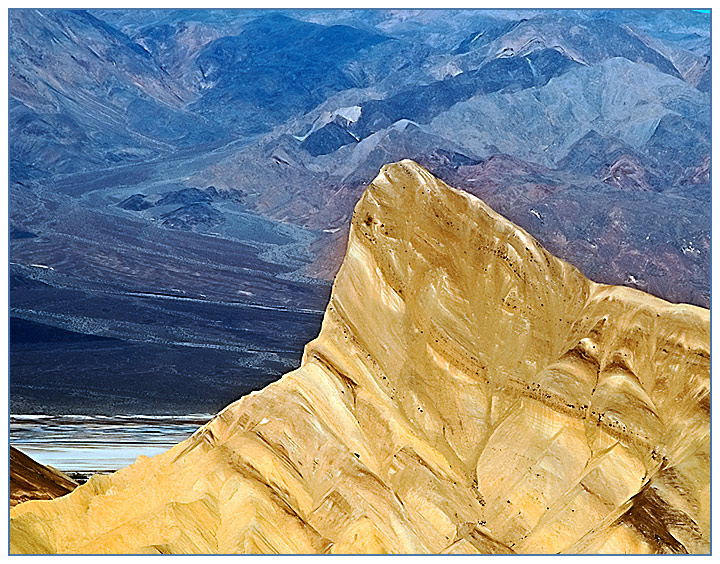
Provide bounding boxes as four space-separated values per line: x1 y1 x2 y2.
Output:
10 161 709 554
10 447 78 508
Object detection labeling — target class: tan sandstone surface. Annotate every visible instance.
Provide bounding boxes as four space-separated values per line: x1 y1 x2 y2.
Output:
10 160 710 554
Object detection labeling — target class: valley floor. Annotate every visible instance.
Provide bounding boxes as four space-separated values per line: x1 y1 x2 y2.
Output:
10 414 212 476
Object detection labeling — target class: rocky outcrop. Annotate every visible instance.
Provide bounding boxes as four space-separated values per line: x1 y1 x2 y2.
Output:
10 161 709 554
10 447 78 507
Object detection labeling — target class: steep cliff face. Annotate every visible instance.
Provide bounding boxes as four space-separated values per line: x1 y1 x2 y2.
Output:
10 161 709 554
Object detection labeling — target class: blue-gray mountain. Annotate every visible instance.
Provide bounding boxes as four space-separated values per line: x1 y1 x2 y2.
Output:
9 9 710 415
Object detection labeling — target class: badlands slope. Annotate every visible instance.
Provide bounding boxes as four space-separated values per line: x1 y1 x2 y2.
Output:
10 161 709 554
10 447 78 508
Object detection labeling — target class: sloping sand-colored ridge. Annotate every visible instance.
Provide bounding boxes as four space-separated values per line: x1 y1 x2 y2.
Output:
11 160 710 554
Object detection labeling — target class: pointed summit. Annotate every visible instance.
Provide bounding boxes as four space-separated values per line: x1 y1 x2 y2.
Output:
11 162 709 554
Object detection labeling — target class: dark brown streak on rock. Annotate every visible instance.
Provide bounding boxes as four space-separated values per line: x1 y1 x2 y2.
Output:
455 522 516 554
617 484 695 554
219 445 331 551
561 345 601 373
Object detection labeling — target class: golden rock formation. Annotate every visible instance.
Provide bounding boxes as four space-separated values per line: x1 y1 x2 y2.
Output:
10 160 710 554
10 446 78 508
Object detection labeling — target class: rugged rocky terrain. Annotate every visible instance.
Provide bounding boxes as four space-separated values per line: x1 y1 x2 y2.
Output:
9 9 711 417
10 447 78 507
10 162 709 554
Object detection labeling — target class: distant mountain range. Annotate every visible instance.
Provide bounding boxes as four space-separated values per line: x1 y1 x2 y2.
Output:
9 9 711 414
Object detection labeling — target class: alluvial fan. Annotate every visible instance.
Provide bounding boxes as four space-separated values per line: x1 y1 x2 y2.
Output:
10 161 709 554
